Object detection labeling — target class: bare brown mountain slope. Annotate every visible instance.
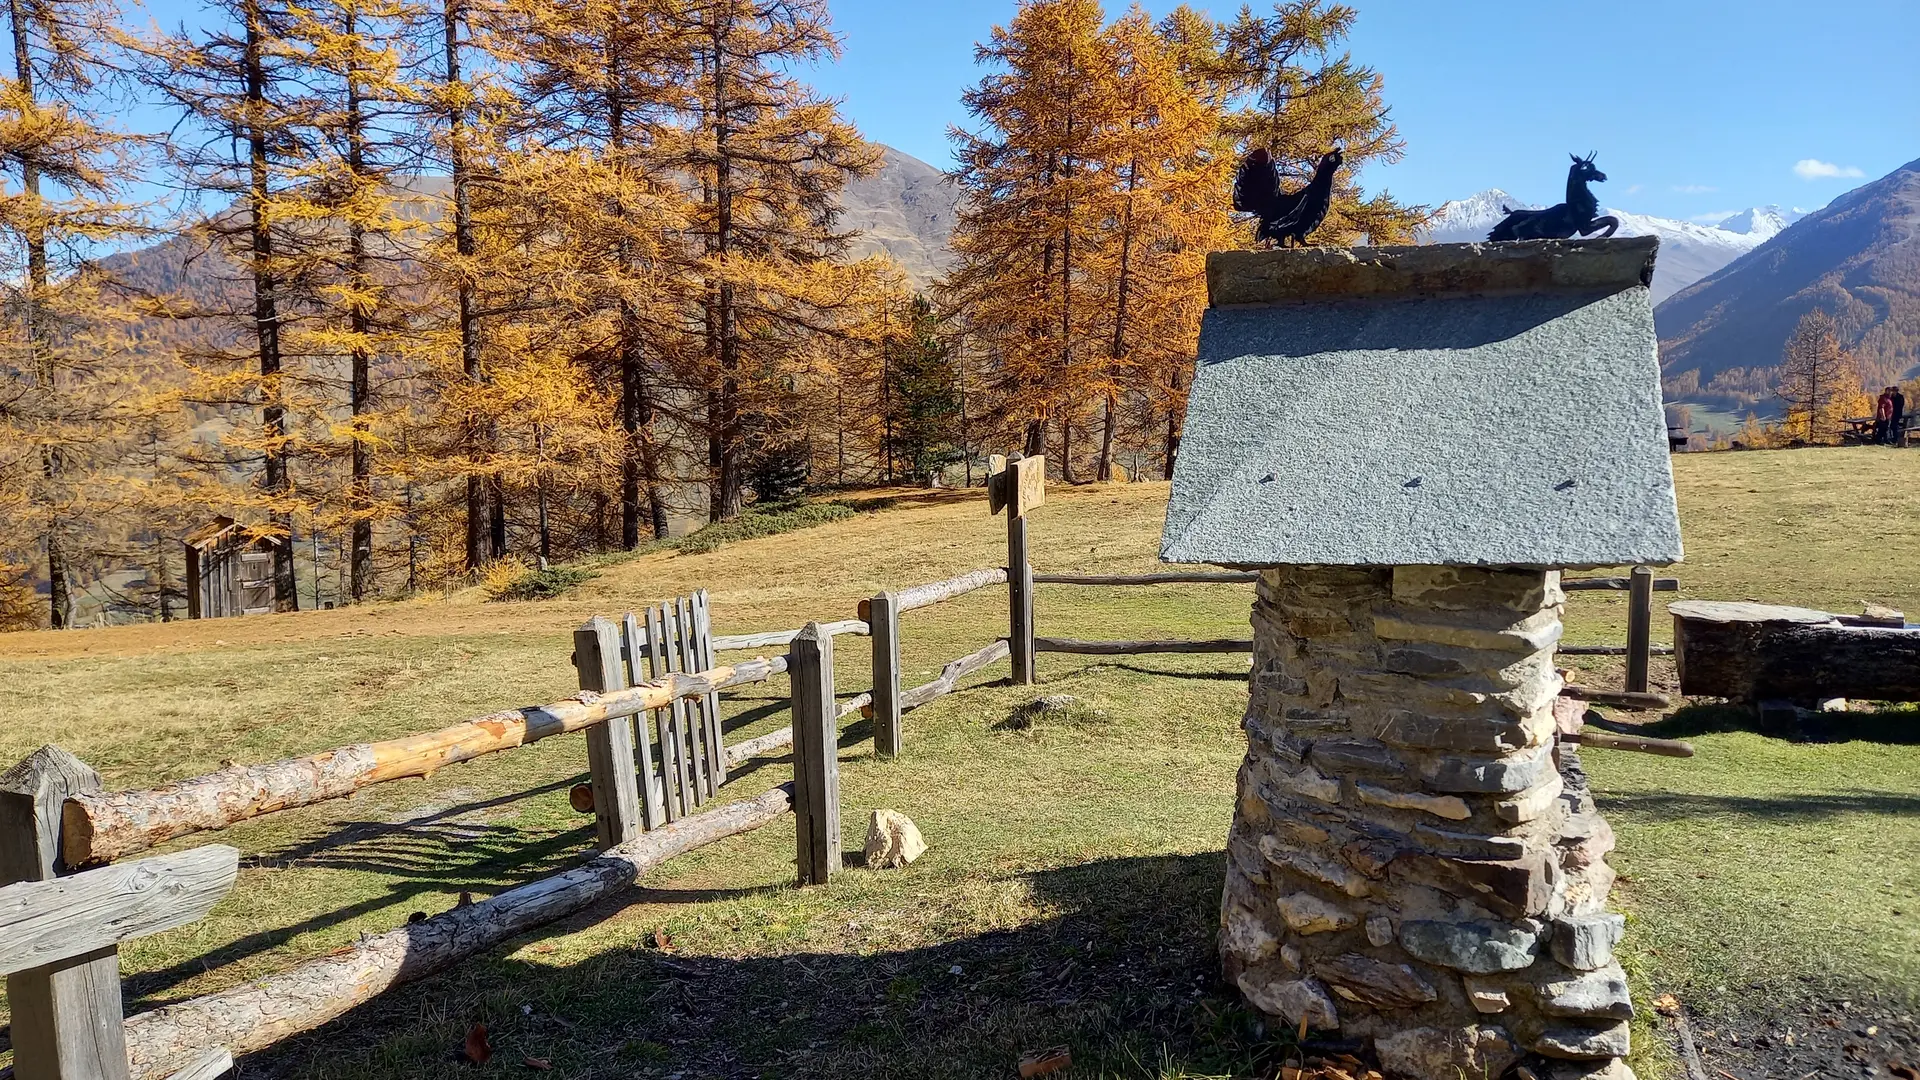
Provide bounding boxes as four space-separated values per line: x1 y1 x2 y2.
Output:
1656 157 1920 411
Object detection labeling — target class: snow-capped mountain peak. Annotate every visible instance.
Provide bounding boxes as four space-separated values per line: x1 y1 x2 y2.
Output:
1419 188 1802 304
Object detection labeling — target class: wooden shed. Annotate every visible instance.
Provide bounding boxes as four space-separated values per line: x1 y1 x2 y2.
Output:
185 517 284 619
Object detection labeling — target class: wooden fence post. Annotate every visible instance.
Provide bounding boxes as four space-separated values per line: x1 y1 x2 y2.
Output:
868 592 901 757
990 453 1041 687
1 745 133 1080
573 617 642 849
789 623 839 885
1626 565 1654 694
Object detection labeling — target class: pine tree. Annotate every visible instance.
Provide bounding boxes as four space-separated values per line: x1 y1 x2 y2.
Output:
883 295 961 485
0 0 144 626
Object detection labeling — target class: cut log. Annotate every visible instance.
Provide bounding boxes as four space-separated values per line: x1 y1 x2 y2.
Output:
119 785 795 1080
64 655 791 867
1033 637 1253 655
0 846 240 976
1031 571 1258 586
1671 600 1920 701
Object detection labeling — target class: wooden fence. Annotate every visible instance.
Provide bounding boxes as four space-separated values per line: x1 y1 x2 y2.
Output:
2 455 1686 1079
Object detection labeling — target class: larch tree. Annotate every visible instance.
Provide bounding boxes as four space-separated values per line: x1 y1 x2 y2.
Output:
945 0 1112 472
1218 0 1419 244
668 0 882 522
0 0 144 626
1776 308 1861 442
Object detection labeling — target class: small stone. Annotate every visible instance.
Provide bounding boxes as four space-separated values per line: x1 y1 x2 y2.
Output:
1275 892 1359 934
1398 919 1544 973
1551 913 1625 970
1414 823 1530 859
1497 773 1566 824
1373 608 1563 654
1464 977 1512 1013
1270 762 1342 804
1236 973 1338 1029
1375 1025 1520 1080
1309 739 1406 776
1559 813 1617 872
1533 1021 1631 1060
1366 915 1394 947
1281 944 1302 971
1537 963 1634 1020
1389 849 1558 918
1313 953 1437 1009
863 809 927 869
1356 781 1472 821
1547 1060 1637 1080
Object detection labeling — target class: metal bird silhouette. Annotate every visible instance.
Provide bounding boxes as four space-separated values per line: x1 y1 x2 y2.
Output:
1233 147 1344 247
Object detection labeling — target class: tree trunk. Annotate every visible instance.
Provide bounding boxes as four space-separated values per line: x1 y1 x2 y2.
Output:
534 425 551 561
707 26 743 522
243 0 296 612
1163 366 1183 479
487 476 506 558
345 13 373 603
1097 393 1117 481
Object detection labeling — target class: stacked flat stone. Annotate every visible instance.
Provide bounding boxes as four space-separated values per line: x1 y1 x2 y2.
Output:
1221 564 1633 1080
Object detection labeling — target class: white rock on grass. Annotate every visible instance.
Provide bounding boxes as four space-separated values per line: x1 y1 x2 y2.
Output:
864 809 927 869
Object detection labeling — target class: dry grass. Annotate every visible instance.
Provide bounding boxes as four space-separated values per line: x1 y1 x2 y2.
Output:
0 448 1916 1079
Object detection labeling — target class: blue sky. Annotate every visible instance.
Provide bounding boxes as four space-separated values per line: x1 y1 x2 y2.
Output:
804 0 1919 220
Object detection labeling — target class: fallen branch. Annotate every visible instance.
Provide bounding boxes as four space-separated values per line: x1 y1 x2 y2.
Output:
120 785 795 1080
65 656 790 867
1033 637 1252 655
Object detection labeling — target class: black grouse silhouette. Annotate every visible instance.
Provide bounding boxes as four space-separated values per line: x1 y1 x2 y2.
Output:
1233 147 1344 247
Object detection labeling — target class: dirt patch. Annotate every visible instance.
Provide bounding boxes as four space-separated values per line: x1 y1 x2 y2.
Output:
1666 986 1918 1080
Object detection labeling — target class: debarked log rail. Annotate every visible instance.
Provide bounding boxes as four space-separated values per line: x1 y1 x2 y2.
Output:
63 655 791 867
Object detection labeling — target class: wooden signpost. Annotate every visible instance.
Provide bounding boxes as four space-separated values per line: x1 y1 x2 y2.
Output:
989 454 1044 686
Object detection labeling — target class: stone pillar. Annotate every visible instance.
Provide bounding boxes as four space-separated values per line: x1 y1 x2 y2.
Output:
1223 565 1631 1080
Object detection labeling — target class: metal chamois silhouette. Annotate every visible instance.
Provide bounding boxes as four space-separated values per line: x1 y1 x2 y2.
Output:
1487 153 1622 241
1234 147 1344 247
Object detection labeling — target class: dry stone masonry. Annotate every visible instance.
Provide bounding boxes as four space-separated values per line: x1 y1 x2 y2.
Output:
1163 239 1684 1080
1225 565 1631 1080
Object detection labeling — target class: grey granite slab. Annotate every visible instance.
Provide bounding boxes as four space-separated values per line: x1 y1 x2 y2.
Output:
1161 279 1683 569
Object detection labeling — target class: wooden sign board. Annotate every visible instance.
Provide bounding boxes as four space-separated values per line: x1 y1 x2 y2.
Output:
988 455 1045 517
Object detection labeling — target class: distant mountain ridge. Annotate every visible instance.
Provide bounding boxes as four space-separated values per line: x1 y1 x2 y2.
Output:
1655 157 1920 415
1420 189 1805 304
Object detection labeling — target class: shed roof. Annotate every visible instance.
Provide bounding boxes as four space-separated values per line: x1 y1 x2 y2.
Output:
1160 238 1683 569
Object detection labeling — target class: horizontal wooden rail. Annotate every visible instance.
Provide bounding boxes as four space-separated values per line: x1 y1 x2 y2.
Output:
120 785 795 1080
1558 645 1675 656
1034 636 1253 655
862 639 1012 718
718 692 869 771
1031 570 1258 586
1563 576 1679 591
64 655 791 867
858 568 1008 622
711 619 867 651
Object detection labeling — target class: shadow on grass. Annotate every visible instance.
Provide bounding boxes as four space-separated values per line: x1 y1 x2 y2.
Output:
1596 789 1920 820
1639 702 1920 745
229 851 1301 1080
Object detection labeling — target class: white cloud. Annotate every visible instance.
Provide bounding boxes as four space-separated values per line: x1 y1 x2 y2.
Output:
1793 158 1865 180
1671 184 1719 194
1625 184 1645 195
1690 211 1738 224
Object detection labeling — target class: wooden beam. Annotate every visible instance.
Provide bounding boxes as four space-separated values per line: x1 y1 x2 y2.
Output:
1031 571 1259 586
1558 644 1674 656
2 745 133 1080
1558 685 1671 711
119 785 796 1080
1564 730 1695 758
574 617 642 849
1625 566 1655 693
711 619 867 652
869 592 902 758
892 567 1009 614
0 846 239 977
64 655 790 866
866 639 1012 716
789 624 839 886
1033 637 1253 655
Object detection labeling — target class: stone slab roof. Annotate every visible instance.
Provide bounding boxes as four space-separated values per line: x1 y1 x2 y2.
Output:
1161 238 1683 569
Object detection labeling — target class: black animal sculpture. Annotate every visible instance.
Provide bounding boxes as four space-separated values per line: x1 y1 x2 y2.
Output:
1487 153 1621 241
1234 147 1344 247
